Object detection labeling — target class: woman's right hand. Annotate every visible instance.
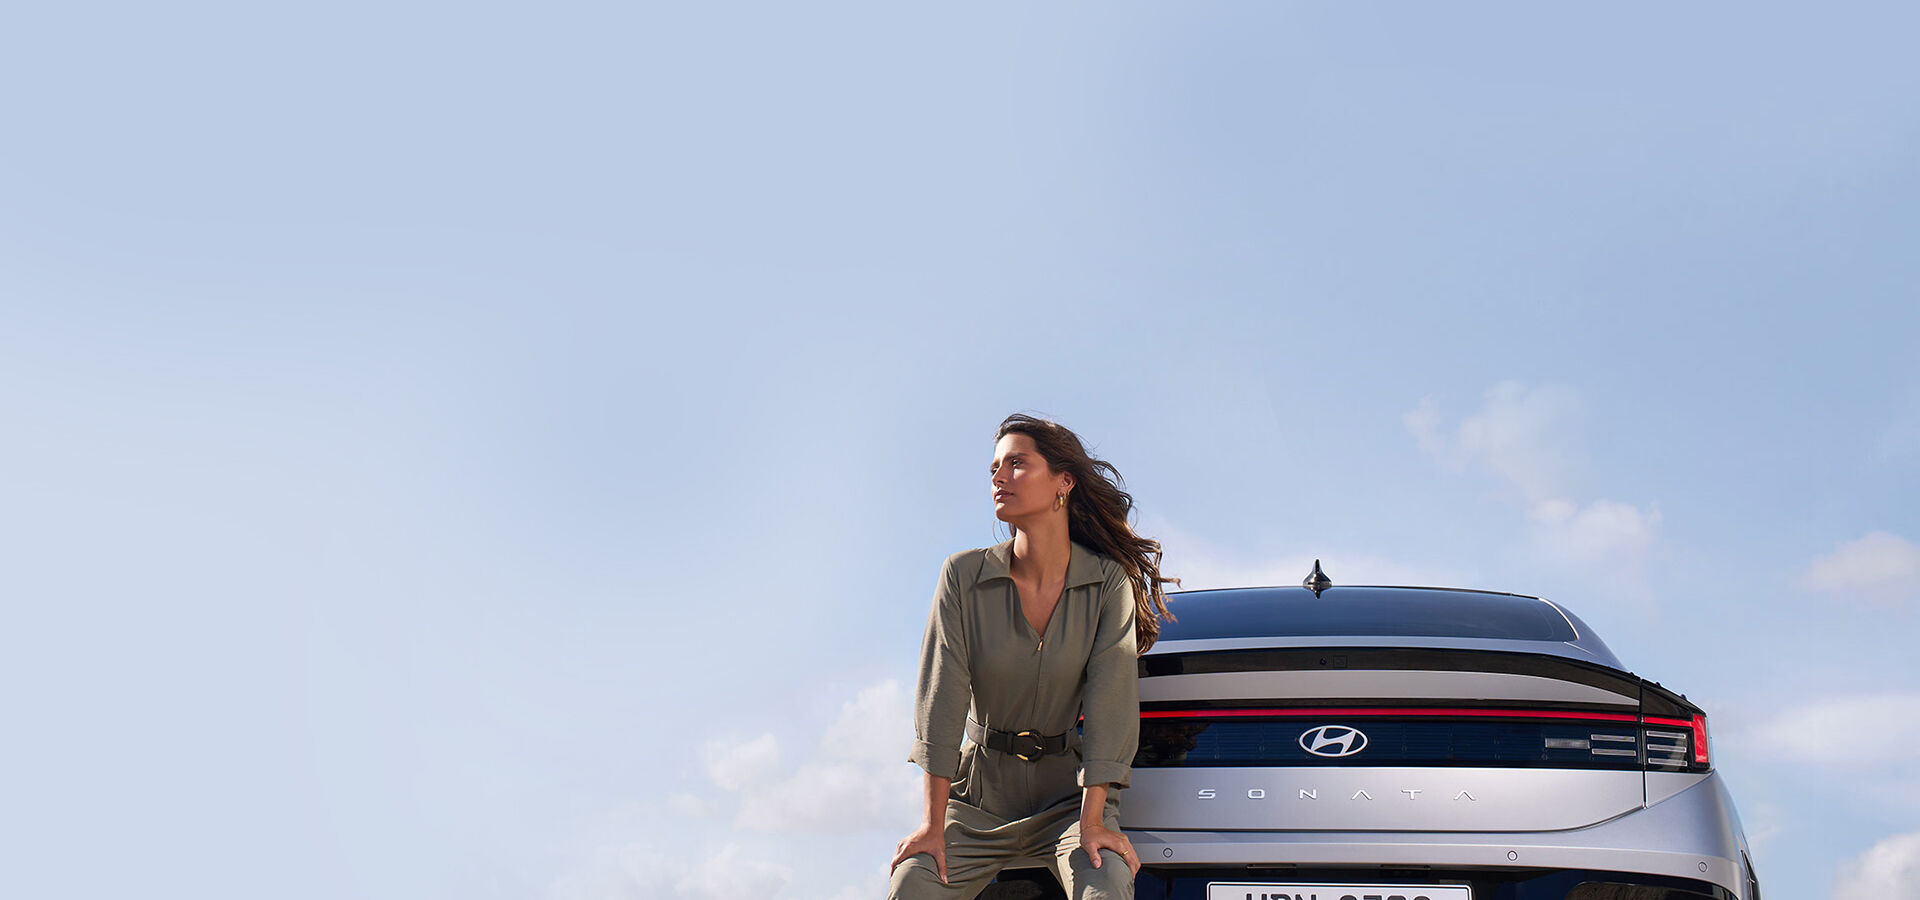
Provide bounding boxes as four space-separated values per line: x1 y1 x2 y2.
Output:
890 821 948 884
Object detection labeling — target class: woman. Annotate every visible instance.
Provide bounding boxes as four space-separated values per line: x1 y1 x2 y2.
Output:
889 413 1178 900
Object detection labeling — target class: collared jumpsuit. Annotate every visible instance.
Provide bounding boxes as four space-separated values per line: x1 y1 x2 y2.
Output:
890 538 1139 900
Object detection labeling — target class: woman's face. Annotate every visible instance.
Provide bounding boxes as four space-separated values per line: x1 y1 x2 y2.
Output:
990 433 1072 526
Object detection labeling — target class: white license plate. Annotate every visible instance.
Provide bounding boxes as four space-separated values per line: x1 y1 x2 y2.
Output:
1207 883 1471 900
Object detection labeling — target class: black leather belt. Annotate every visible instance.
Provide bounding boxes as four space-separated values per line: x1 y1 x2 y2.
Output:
966 717 1071 762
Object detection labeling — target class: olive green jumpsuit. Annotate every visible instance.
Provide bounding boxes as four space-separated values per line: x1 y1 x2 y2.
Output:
890 538 1139 900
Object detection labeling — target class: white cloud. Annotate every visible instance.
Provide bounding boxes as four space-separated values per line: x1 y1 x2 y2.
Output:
1406 384 1659 578
703 733 781 791
551 679 920 900
1450 381 1581 503
1800 531 1920 607
733 680 922 833
673 843 797 900
824 869 891 900
548 840 794 900
1141 514 1470 593
1403 395 1449 460
668 792 711 819
1739 691 1920 767
1831 831 1920 900
1741 799 1784 855
1527 498 1661 569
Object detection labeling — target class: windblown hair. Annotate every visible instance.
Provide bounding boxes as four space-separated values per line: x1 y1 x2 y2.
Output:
996 413 1179 653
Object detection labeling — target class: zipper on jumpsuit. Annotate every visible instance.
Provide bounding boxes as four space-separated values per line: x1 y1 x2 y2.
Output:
1027 583 1049 821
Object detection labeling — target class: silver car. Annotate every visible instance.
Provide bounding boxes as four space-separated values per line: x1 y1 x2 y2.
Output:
986 565 1761 900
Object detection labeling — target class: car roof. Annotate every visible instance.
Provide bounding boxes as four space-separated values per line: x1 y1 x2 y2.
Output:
1147 584 1628 672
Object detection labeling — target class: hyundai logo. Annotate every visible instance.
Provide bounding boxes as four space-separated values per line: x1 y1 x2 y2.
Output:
1300 724 1369 757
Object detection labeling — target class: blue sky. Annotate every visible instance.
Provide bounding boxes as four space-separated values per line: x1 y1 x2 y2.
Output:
4 3 1917 898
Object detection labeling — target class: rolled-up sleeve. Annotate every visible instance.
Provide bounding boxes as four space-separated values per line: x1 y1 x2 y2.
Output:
1078 563 1139 789
908 554 971 780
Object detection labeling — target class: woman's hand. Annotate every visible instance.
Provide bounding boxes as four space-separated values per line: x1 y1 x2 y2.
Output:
890 821 949 884
1078 822 1140 877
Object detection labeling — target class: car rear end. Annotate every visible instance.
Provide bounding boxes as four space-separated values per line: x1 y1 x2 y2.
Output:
1119 584 1759 900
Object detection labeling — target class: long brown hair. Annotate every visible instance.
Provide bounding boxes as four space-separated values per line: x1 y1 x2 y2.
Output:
996 413 1179 653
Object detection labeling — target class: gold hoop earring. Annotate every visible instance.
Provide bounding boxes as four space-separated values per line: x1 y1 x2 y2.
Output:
1055 494 1066 511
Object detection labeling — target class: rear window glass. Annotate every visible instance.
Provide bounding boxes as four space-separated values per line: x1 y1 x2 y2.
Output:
1159 588 1578 642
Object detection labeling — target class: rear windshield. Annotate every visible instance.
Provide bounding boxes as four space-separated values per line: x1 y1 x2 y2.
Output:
1159 588 1579 642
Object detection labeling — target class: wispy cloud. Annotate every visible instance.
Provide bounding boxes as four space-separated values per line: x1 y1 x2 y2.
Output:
1407 383 1661 583
1142 514 1469 592
551 680 917 900
729 680 921 833
1407 382 1581 503
824 871 892 900
1742 798 1784 856
549 841 795 900
703 733 781 792
1800 531 1920 608
1526 498 1661 569
1830 831 1920 900
1734 691 1920 767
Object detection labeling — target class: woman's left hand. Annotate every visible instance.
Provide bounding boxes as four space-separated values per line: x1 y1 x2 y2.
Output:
1077 822 1140 877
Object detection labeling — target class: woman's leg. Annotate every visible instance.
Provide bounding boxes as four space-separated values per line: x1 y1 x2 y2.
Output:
1044 818 1133 900
889 814 1024 900
887 845 1001 900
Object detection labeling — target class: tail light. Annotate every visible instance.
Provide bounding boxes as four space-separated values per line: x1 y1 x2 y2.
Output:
1639 679 1712 773
1133 705 1715 771
1641 712 1711 771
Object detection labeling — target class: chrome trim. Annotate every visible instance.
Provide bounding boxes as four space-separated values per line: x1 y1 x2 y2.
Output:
1534 596 1583 640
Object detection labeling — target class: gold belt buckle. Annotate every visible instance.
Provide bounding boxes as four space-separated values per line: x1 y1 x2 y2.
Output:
1012 730 1044 762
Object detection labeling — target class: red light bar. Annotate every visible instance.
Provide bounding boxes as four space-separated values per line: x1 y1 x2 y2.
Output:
1139 706 1643 723
1142 707 1712 767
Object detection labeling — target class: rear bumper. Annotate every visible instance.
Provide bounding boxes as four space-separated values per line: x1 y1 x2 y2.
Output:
1125 772 1748 900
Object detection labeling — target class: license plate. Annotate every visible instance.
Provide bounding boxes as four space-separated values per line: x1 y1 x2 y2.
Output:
1207 883 1471 900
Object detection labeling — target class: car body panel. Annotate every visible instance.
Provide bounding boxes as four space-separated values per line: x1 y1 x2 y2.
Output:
1127 766 1647 831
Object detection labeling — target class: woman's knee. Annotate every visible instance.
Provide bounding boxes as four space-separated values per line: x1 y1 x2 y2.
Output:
1063 849 1133 899
888 855 972 899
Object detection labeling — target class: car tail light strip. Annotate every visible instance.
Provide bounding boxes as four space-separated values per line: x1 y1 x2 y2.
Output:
1139 707 1712 770
1141 706 1644 723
